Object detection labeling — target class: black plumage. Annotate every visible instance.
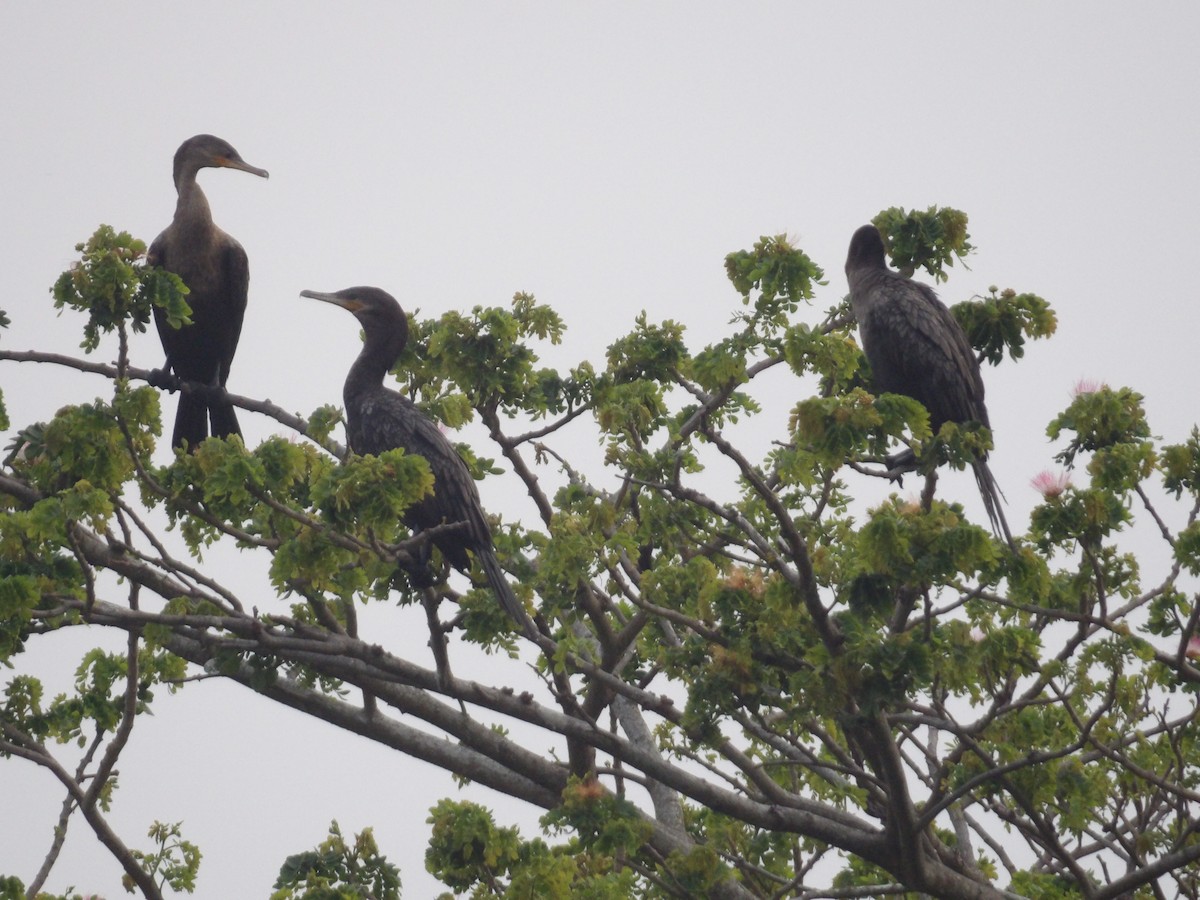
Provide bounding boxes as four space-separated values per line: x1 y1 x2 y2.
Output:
149 135 268 449
302 286 537 639
845 224 1013 546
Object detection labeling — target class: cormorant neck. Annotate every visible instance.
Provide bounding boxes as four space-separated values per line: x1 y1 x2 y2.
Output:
173 174 214 232
344 327 406 403
846 260 885 294
173 152 202 192
845 226 888 284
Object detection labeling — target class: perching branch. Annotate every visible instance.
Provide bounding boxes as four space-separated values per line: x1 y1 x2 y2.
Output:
0 348 346 457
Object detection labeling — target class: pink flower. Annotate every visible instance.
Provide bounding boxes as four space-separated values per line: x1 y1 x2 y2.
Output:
1072 378 1106 398
1031 470 1071 499
1186 635 1200 661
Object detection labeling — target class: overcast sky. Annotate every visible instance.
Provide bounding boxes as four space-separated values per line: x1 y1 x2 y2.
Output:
2 4 1198 897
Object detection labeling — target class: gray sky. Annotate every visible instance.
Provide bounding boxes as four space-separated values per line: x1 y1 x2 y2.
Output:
2 4 1198 896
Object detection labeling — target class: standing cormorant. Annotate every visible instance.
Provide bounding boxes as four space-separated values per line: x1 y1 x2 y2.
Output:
845 224 1014 546
149 134 268 449
301 286 538 639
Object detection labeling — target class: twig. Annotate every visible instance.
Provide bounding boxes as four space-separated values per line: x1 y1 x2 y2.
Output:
25 730 106 897
0 724 163 899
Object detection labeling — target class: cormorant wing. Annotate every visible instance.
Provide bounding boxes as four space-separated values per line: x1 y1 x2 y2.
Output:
215 236 250 388
859 275 988 433
148 230 177 370
350 390 490 571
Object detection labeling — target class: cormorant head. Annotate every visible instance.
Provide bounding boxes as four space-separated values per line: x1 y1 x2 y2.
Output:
845 224 887 278
301 286 409 350
172 134 269 188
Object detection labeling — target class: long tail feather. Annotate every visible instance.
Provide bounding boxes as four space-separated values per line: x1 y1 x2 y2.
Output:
172 393 209 450
208 400 242 441
972 458 1016 550
478 547 539 640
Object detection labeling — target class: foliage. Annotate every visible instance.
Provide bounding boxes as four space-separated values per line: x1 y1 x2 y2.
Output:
872 205 972 281
273 822 401 900
952 286 1058 366
127 822 202 894
50 225 188 353
0 877 91 900
424 795 648 899
2 212 1198 900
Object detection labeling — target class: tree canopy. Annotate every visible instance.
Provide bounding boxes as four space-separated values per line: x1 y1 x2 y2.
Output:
3 208 1199 899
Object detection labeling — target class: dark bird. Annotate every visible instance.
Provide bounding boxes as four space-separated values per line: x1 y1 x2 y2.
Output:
301 286 538 639
845 224 1014 546
149 134 268 449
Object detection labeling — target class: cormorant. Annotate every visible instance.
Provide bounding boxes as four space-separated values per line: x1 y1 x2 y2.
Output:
149 134 268 450
845 224 1014 546
301 286 538 639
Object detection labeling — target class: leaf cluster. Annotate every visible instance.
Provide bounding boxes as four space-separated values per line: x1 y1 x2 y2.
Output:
953 286 1058 366
274 822 401 900
127 821 202 895
873 205 972 282
403 293 585 422
50 225 188 352
723 233 825 326
1048 384 1151 469
424 795 646 899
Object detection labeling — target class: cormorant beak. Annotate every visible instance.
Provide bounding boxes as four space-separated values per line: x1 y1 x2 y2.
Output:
218 156 270 179
300 290 363 312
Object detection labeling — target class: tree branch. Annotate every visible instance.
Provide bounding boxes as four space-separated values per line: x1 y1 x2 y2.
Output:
0 348 345 457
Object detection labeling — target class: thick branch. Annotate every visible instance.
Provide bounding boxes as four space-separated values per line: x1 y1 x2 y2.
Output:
0 348 345 457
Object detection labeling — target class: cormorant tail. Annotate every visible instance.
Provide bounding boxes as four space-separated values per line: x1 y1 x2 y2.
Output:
973 459 1016 551
209 399 242 441
173 393 209 450
477 547 539 640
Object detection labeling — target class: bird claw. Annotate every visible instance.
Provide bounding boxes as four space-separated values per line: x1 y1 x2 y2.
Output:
195 381 225 402
883 449 920 484
146 367 179 392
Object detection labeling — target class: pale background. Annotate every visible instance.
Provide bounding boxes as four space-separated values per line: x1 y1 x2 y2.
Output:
1 4 1197 897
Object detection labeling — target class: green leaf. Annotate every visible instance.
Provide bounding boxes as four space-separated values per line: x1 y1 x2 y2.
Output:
52 225 188 352
872 205 972 282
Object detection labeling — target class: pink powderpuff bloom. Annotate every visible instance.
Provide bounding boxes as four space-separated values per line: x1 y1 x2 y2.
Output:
1031 470 1071 499
1186 635 1200 661
1072 378 1106 398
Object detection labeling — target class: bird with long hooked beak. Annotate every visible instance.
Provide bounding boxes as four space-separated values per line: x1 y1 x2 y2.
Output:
149 134 268 450
845 224 1014 547
301 286 538 640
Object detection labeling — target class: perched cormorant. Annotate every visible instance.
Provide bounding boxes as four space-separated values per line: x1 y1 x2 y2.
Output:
149 135 268 450
845 224 1014 546
301 286 538 639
